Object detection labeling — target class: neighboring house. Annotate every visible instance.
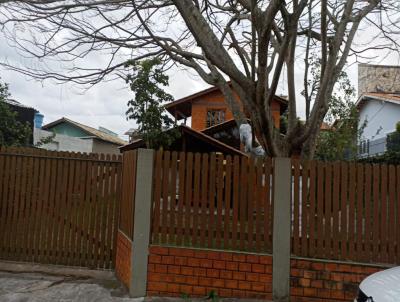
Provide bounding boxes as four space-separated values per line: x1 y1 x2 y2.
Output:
3 99 39 144
122 84 288 155
357 64 400 157
125 128 141 143
165 84 288 131
37 117 126 155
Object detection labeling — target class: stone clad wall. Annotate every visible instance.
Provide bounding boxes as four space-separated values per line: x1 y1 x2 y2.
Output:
358 63 400 96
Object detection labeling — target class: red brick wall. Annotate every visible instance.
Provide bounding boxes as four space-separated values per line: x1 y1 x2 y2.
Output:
290 258 383 302
115 230 132 288
147 246 272 300
146 245 388 301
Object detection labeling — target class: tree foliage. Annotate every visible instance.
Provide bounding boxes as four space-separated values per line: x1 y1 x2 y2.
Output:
126 59 179 149
1 0 399 157
0 80 32 147
312 63 364 161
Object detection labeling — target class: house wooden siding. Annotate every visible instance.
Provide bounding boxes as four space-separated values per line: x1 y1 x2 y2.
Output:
190 89 282 131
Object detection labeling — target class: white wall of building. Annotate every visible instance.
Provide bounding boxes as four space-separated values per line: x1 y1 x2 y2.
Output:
359 99 400 141
34 128 93 153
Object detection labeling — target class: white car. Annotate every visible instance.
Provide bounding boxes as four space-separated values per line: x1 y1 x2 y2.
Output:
355 266 400 301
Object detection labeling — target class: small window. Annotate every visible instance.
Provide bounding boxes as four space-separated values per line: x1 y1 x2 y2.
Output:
206 109 225 127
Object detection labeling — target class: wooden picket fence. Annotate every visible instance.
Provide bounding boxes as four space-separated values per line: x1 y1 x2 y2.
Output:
151 150 400 266
292 159 400 265
119 150 138 239
151 150 273 253
0 147 122 269
3 147 400 269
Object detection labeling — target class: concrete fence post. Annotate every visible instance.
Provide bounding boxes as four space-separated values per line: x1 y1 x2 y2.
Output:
272 157 292 302
129 148 155 298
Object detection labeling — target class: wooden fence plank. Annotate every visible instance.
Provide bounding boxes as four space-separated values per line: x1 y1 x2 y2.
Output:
363 164 372 263
112 158 123 269
316 162 324 258
152 150 162 244
232 156 240 251
301 161 309 257
324 163 332 259
176 152 186 246
372 164 380 262
81 155 92 267
340 162 348 261
52 154 65 264
380 164 388 264
14 152 25 261
161 151 170 244
348 163 356 261
264 158 272 253
397 166 400 264
292 158 300 256
99 157 110 268
1 149 13 259
41 152 52 263
192 153 201 247
76 155 87 266
169 152 178 245
199 154 209 248
239 156 248 251
208 153 216 248
94 154 103 268
356 164 364 259
224 155 233 250
37 152 51 263
21 151 34 262
105 158 117 269
332 162 340 259
9 151 20 260
57 154 70 266
308 161 316 258
216 155 224 249
0 152 8 258
246 157 254 251
88 155 99 268
5 151 17 260
184 152 193 246
388 165 396 264
255 158 262 253
29 152 41 263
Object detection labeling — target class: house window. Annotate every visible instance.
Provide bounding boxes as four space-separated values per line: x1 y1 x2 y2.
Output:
359 139 370 155
206 109 225 127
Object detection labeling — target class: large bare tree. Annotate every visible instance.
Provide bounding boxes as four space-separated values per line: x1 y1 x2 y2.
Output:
0 0 399 157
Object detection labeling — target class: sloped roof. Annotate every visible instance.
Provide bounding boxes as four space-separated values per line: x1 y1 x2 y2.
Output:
165 83 288 120
4 99 37 111
42 117 126 146
357 92 400 108
119 124 247 156
201 119 238 135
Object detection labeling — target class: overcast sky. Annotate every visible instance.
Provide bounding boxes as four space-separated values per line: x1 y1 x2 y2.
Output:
0 34 210 141
0 27 395 142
